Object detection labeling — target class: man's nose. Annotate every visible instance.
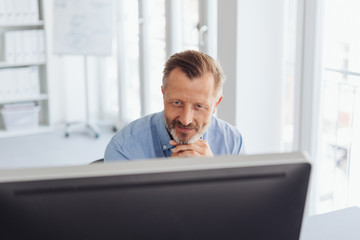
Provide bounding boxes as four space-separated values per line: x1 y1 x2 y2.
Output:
179 105 193 126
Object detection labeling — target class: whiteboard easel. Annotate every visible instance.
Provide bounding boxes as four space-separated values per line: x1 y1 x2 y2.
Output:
53 0 112 138
64 56 100 138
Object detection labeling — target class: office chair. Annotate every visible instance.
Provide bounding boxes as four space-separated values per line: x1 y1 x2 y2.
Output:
90 158 104 164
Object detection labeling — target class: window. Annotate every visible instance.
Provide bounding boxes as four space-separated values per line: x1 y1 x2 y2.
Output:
148 0 166 114
103 0 140 124
121 0 141 122
183 0 200 51
315 0 360 214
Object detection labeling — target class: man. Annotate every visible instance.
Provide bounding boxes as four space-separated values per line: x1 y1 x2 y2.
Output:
104 50 243 161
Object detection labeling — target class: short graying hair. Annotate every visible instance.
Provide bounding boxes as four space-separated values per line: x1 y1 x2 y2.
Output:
162 50 225 98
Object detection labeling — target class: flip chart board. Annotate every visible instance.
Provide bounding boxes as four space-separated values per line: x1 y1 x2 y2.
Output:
53 0 112 56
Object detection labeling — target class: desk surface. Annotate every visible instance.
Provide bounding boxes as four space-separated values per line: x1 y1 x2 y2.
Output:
300 207 360 240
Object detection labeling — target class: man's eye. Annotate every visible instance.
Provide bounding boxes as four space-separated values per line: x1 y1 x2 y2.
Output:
195 104 202 108
174 101 181 105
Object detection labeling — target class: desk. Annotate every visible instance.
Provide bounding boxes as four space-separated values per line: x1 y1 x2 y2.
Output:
300 207 360 240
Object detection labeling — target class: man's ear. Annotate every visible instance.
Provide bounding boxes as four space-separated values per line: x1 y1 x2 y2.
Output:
213 96 223 114
216 96 223 107
161 86 164 95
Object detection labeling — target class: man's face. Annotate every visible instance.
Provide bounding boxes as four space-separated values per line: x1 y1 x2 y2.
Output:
162 67 222 144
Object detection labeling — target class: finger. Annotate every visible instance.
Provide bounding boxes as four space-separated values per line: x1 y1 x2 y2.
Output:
178 139 206 149
171 150 184 158
172 140 206 153
171 150 200 158
171 140 213 157
169 140 178 146
195 139 209 148
172 143 198 153
178 150 200 158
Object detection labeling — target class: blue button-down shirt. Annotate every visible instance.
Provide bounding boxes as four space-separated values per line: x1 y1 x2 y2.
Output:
104 111 244 161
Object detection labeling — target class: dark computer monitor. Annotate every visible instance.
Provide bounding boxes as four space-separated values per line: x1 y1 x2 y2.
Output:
0 152 311 240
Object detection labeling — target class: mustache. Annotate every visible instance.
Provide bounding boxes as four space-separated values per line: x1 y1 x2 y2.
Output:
170 120 199 130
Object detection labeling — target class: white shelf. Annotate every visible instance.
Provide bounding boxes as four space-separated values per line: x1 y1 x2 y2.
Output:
0 62 46 68
0 94 48 104
0 21 44 29
0 126 52 139
0 0 51 139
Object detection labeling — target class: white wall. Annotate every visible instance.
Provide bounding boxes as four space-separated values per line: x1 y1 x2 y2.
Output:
218 0 286 154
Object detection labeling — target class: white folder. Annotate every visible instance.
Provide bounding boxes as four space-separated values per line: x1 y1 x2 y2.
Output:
22 30 31 62
29 0 39 23
0 69 5 100
37 30 45 62
14 31 23 63
3 69 12 100
28 66 40 97
4 31 15 63
0 0 6 25
13 0 22 24
4 0 14 24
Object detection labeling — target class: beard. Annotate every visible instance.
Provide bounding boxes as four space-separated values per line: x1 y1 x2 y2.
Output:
164 116 211 144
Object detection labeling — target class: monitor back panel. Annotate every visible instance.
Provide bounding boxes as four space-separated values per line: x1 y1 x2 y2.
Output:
0 161 310 240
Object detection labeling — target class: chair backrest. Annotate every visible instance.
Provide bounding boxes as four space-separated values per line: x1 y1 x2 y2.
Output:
90 158 104 164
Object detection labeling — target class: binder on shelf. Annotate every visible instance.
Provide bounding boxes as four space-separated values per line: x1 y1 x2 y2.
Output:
0 0 40 25
0 69 12 100
4 0 14 24
19 0 39 24
0 68 11 101
17 67 28 98
3 29 45 64
14 31 23 63
0 66 40 102
30 30 38 62
22 0 31 23
0 0 6 25
0 70 3 98
0 32 4 61
28 66 40 97
37 30 45 62
29 0 40 23
0 69 8 100
18 0 27 24
13 0 22 24
4 31 15 63
22 30 31 62
11 68 21 100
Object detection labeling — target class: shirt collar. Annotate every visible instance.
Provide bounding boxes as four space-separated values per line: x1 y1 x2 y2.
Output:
155 111 174 151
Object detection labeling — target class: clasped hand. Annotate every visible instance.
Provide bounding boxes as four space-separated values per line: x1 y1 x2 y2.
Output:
170 139 213 158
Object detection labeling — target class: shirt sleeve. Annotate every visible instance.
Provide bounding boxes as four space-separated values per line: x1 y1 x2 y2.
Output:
239 135 246 155
104 138 130 161
234 131 245 155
